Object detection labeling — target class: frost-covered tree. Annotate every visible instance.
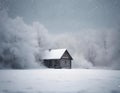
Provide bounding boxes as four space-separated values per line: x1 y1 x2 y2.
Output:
0 9 49 69
52 29 120 69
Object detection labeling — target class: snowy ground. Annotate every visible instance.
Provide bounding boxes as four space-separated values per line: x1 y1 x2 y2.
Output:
0 69 120 93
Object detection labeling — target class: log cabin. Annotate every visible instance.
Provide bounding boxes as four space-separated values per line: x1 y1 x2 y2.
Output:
42 49 73 69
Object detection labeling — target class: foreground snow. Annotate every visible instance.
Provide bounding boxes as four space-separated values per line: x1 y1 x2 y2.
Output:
0 69 120 93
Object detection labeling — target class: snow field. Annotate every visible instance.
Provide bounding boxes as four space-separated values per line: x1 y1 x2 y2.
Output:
0 69 120 93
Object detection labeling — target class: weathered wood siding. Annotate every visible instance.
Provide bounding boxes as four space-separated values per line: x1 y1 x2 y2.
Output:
60 51 72 68
43 50 72 69
60 59 71 68
44 60 61 68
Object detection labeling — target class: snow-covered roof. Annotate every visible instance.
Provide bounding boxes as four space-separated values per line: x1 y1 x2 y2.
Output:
42 49 67 60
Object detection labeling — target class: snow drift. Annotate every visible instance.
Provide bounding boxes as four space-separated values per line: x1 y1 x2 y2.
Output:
0 69 120 93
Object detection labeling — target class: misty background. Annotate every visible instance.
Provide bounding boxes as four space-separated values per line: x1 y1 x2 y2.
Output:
0 0 120 69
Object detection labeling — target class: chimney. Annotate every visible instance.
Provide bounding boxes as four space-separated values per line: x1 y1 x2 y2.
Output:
49 49 51 51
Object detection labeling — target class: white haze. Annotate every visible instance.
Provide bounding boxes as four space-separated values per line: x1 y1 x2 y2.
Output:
0 9 49 69
51 29 120 69
0 8 120 69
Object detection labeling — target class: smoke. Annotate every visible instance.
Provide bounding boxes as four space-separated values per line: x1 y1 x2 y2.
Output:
0 9 49 69
51 29 120 69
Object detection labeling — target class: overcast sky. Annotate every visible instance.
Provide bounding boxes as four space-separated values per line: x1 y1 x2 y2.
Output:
4 0 120 33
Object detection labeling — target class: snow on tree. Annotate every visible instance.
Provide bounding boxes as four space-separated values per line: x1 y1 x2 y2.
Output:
0 9 49 69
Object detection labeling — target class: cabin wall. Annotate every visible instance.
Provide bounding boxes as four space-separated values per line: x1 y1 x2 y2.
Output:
60 51 72 68
44 60 61 68
44 59 71 69
60 58 71 68
51 60 61 68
